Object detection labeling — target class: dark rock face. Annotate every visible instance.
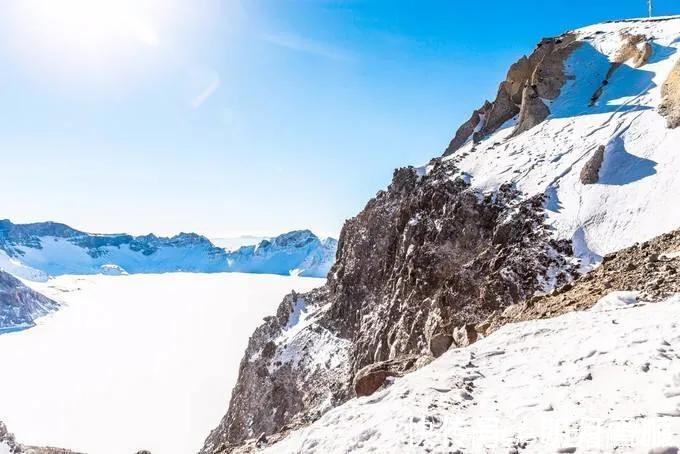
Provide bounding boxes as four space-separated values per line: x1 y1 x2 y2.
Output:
0 420 21 453
485 228 680 333
0 270 59 332
201 158 578 453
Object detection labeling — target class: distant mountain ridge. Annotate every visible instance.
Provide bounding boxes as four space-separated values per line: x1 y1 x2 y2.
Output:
226 230 338 277
0 219 337 281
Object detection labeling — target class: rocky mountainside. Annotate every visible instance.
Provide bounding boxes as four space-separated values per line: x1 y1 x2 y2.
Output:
0 270 58 332
0 220 336 281
201 16 680 453
256 286 680 453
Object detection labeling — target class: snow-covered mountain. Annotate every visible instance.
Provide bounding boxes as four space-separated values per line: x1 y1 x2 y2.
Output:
224 230 337 278
260 293 680 453
0 270 58 332
438 17 680 267
0 220 337 281
202 16 680 453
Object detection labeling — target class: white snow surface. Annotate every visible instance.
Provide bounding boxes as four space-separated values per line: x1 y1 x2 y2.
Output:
444 17 680 264
0 273 324 454
265 293 680 453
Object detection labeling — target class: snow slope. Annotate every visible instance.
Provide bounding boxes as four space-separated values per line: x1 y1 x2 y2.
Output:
264 293 680 453
440 17 680 266
0 273 324 454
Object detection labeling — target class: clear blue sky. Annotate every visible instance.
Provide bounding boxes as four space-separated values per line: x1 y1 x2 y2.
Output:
0 0 676 238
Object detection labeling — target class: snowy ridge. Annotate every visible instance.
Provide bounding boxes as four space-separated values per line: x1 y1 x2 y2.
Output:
263 294 680 453
440 17 680 265
0 220 337 280
224 230 337 278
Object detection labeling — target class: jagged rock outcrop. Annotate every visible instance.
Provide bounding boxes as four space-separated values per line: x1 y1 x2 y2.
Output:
0 270 59 332
511 83 551 136
0 421 81 454
201 159 578 453
614 32 653 68
579 145 606 184
660 59 680 128
484 228 680 333
443 34 579 155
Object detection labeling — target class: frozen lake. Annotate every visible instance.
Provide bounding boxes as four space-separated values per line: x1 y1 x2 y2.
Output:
0 273 324 454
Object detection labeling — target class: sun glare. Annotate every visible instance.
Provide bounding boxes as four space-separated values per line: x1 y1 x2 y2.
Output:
0 0 198 87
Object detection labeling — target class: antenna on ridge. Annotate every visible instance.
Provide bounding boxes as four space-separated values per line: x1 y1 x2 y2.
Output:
648 0 653 17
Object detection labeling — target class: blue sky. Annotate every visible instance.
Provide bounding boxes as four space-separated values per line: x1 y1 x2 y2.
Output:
0 0 677 238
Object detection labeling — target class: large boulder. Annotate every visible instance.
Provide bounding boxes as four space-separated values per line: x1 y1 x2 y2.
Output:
511 83 551 137
580 145 606 184
660 60 680 128
353 355 422 397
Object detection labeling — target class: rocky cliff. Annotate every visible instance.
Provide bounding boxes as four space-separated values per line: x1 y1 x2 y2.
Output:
202 16 680 453
0 270 58 332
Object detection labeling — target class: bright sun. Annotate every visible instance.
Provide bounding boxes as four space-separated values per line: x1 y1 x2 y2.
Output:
1 0 190 86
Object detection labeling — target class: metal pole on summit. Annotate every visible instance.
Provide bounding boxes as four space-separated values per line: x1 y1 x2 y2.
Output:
648 0 653 17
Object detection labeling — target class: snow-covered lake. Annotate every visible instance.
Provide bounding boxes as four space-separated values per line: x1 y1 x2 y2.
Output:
0 273 324 454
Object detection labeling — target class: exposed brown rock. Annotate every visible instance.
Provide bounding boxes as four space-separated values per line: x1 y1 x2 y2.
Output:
580 145 606 184
614 32 653 68
444 34 580 154
659 59 680 128
532 36 580 99
511 83 550 137
443 105 486 156
506 56 534 104
452 323 478 348
353 355 422 397
482 82 520 136
429 332 453 357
